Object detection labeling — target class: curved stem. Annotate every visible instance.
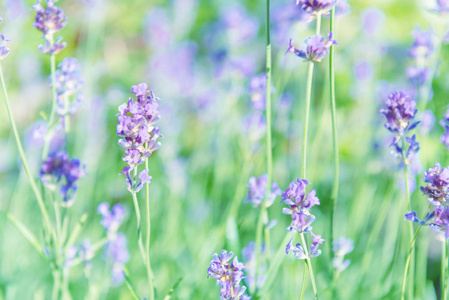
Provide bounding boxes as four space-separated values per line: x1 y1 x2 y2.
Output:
144 158 155 300
42 53 58 160
131 168 147 269
299 262 308 300
401 224 422 300
0 64 52 234
300 233 318 298
302 61 314 179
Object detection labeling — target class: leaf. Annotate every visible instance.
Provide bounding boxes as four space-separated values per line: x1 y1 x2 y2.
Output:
5 212 46 260
39 111 48 121
163 277 183 300
123 267 140 300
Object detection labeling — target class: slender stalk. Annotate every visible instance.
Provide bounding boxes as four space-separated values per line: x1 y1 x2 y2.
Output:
145 158 155 300
401 223 422 300
446 241 449 299
254 0 273 288
131 189 146 263
300 233 318 297
0 64 52 233
42 53 58 160
328 7 339 282
302 61 314 179
52 269 61 300
442 240 447 300
299 262 308 300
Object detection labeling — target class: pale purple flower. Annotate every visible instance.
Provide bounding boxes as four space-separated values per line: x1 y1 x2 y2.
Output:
420 110 435 134
221 6 259 45
420 163 449 205
440 107 449 149
281 179 320 214
335 0 350 16
248 73 272 111
354 61 374 81
97 202 125 235
406 66 431 88
389 134 420 165
207 250 250 300
242 242 266 289
0 33 9 60
297 0 337 21
379 91 418 134
409 28 435 59
54 58 84 115
286 232 324 259
245 174 282 207
286 33 338 63
430 206 449 239
39 151 86 206
432 0 449 14
332 237 353 272
361 8 385 36
105 233 129 285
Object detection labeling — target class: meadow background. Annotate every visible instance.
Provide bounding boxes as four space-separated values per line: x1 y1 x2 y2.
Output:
0 0 448 299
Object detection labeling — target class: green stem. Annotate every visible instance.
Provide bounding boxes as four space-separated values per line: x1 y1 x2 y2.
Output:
131 168 147 272
0 64 52 234
401 223 422 300
299 262 308 300
442 240 446 300
42 53 58 160
328 7 339 283
255 0 273 289
52 269 61 300
302 61 314 180
145 158 155 300
300 233 318 298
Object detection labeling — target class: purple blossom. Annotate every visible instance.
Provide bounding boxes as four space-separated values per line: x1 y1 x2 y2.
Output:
332 237 353 272
420 110 435 134
245 174 282 207
440 107 449 150
286 232 324 259
430 206 449 239
39 151 86 206
207 250 250 300
242 242 266 289
0 33 9 60
361 8 385 36
379 91 418 134
432 0 449 14
105 233 130 285
354 61 374 81
286 33 338 63
409 28 434 59
32 0 67 55
406 66 431 88
420 163 449 206
97 202 125 236
297 0 337 21
248 73 273 111
335 0 350 16
281 179 320 214
54 58 84 115
243 113 266 144
390 135 420 165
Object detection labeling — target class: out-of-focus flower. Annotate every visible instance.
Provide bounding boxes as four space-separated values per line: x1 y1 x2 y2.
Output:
420 110 435 134
39 151 86 206
245 174 282 207
0 33 9 59
354 61 374 81
242 242 266 290
332 237 354 272
432 0 449 14
430 206 449 239
409 28 435 59
379 91 418 134
97 202 126 236
221 5 259 45
406 66 431 88
420 163 449 206
32 0 67 55
335 0 350 16
440 107 449 149
286 232 324 259
361 8 385 36
54 58 84 115
286 33 338 63
390 134 420 165
297 0 337 21
207 250 251 300
248 73 273 111
105 233 130 285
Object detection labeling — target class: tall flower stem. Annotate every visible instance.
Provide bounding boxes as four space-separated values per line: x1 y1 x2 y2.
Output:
299 262 308 300
42 52 58 160
131 169 147 277
144 158 155 300
254 0 273 288
328 7 339 282
0 64 52 234
300 233 318 297
442 240 447 300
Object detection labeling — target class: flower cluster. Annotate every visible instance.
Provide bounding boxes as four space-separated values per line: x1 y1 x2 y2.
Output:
98 202 129 284
332 237 354 272
245 174 282 207
440 107 449 150
207 250 251 300
39 151 86 206
409 28 434 59
54 58 84 116
380 91 420 164
433 0 449 14
286 33 338 63
248 73 268 111
296 0 337 21
406 66 430 89
116 83 162 192
0 33 9 60
65 239 94 270
282 179 324 259
32 0 67 55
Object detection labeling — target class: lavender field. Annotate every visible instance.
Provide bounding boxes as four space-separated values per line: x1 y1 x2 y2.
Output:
0 0 449 299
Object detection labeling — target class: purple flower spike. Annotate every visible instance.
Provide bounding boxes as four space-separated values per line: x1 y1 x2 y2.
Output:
286 232 324 260
409 27 435 59
97 202 126 236
54 58 84 116
406 66 431 88
332 237 353 272
245 174 282 207
297 0 337 21
405 211 420 223
430 206 449 240
440 107 449 150
420 163 449 206
379 91 417 134
287 33 338 63
0 33 10 60
105 233 130 285
281 178 320 214
32 0 67 55
207 250 251 300
248 73 274 111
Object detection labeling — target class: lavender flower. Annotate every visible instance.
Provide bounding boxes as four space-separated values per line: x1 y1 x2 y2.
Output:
248 73 271 111
379 91 418 134
440 107 449 149
332 237 354 272
406 66 431 88
281 179 320 214
335 0 350 16
207 250 251 300
0 33 9 60
286 232 324 259
409 28 434 59
420 163 449 206
39 151 86 206
432 0 449 14
245 174 282 207
242 242 266 289
117 83 161 190
32 0 67 55
430 206 449 239
361 8 385 36
105 233 130 285
420 110 435 134
389 134 420 165
286 33 338 63
297 0 337 21
97 202 126 236
54 58 84 115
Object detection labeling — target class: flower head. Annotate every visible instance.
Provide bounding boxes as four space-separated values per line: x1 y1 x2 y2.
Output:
420 163 449 206
286 232 324 259
440 107 449 150
0 33 9 60
39 151 86 206
281 179 320 214
105 233 129 285
379 91 417 134
432 0 449 14
248 73 272 111
296 0 337 21
97 202 126 236
406 66 431 88
409 28 434 59
332 237 353 272
54 58 84 115
430 206 449 239
286 33 337 63
245 175 282 207
207 250 250 300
